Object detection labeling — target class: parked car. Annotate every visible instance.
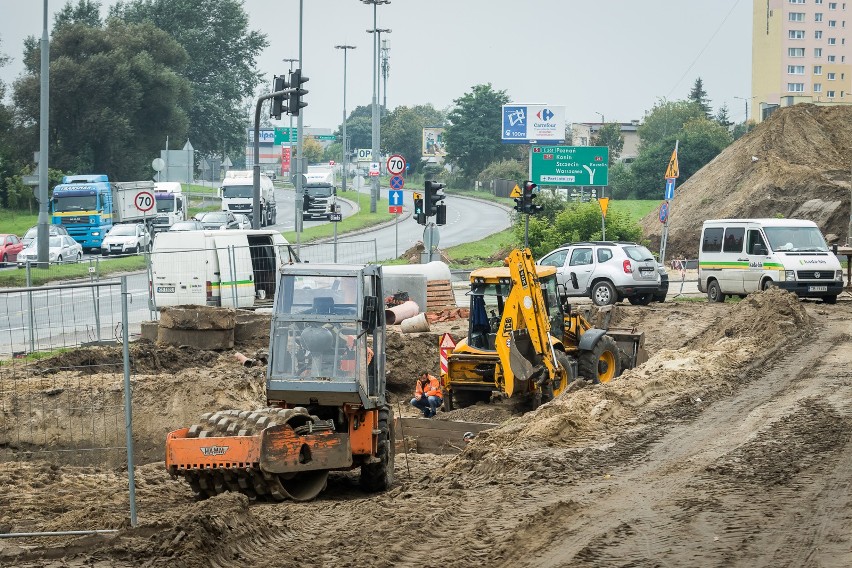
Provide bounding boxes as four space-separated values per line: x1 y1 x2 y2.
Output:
538 241 663 306
21 224 69 247
194 211 239 230
0 234 24 264
169 220 205 232
101 223 152 256
233 213 252 230
18 235 83 266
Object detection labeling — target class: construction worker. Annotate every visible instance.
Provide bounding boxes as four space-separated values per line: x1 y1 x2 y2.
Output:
411 372 442 418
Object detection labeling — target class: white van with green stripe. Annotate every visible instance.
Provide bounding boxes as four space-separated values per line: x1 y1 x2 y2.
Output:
698 219 842 304
150 229 299 309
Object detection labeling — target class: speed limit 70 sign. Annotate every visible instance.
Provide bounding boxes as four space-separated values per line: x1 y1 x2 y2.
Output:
135 191 155 212
386 154 406 176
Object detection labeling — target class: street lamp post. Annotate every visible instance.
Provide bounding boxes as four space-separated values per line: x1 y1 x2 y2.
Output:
361 0 390 214
335 45 356 194
733 95 756 122
595 111 605 124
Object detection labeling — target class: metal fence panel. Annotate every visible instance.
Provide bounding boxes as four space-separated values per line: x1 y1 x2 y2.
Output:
298 239 378 264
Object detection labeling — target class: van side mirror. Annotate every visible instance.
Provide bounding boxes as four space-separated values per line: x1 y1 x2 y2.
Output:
832 243 839 256
362 295 378 331
570 272 579 290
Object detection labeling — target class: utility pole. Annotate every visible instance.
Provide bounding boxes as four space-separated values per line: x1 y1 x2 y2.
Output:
362 0 390 214
37 0 50 266
335 45 356 194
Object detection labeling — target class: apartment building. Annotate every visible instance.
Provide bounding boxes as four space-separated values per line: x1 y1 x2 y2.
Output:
753 0 852 121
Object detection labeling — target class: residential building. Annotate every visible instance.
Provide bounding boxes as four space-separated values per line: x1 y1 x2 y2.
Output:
572 121 641 163
753 0 852 121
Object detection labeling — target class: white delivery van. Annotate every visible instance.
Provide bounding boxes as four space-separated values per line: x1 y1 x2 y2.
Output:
150 229 299 309
698 218 842 304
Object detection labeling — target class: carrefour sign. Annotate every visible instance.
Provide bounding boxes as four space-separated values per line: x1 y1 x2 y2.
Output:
501 104 566 144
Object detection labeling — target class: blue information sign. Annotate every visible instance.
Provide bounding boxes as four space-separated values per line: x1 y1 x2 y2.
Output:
390 175 405 190
664 177 676 200
388 189 404 206
659 202 669 223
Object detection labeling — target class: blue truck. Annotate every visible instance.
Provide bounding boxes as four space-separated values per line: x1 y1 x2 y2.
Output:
51 175 156 250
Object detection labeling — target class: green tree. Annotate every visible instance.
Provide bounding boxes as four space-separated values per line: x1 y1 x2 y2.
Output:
338 105 374 152
444 83 515 182
476 159 527 188
323 141 343 164
302 137 324 164
688 77 713 119
592 123 625 161
515 199 642 257
13 19 192 179
112 0 268 158
733 121 756 140
381 104 446 174
54 0 102 28
715 103 733 130
0 36 16 208
637 99 705 148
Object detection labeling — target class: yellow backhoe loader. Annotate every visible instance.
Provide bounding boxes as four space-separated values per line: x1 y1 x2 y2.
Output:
444 248 646 410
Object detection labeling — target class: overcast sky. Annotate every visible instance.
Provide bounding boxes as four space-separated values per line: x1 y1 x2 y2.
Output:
0 0 753 130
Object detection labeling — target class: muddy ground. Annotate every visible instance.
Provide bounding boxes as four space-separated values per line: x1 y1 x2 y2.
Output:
1 290 851 567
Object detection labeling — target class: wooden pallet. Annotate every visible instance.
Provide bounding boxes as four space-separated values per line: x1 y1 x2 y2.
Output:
427 279 457 311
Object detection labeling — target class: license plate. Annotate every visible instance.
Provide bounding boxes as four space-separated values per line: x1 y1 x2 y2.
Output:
157 286 175 293
808 285 828 292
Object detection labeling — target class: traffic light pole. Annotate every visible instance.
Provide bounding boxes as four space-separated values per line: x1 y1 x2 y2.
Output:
524 213 530 250
254 87 297 230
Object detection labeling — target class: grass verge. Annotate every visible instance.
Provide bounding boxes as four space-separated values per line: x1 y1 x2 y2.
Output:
0 255 147 287
0 210 38 236
282 192 394 242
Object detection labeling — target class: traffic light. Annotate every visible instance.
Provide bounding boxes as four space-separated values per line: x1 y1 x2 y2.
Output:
435 203 447 226
424 180 445 216
270 74 289 119
289 68 309 116
413 194 426 225
522 180 542 214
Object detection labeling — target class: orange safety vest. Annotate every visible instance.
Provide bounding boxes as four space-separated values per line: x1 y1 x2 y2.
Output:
414 374 442 398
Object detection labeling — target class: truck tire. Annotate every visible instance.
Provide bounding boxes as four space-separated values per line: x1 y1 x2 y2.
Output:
360 405 394 492
578 335 620 384
707 279 726 302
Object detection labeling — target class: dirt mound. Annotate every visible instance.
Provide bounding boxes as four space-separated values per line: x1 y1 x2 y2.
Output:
447 288 814 476
27 342 221 376
641 104 852 257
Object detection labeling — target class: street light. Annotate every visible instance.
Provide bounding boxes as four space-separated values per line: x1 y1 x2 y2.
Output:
733 95 757 122
367 28 392 112
360 0 390 214
282 58 298 178
595 111 605 124
335 45 356 194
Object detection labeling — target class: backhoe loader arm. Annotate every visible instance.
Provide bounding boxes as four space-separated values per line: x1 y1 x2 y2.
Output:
495 248 559 396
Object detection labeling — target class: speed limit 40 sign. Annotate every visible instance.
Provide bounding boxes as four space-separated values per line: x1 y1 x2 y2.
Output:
386 154 406 176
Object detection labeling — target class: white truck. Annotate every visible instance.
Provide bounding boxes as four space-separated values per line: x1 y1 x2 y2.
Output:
303 169 336 220
151 182 187 233
220 170 277 227
150 229 300 309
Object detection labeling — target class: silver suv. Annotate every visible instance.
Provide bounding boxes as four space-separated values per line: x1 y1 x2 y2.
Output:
538 241 662 306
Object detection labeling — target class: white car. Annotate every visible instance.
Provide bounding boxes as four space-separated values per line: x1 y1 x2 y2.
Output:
18 235 83 266
101 224 152 256
233 213 252 230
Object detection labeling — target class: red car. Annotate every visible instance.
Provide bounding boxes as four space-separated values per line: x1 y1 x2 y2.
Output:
0 234 24 264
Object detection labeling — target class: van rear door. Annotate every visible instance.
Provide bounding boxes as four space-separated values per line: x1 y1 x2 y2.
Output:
152 233 207 307
213 234 255 308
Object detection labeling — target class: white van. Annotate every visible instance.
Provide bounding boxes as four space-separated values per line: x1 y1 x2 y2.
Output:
150 229 299 309
698 218 842 304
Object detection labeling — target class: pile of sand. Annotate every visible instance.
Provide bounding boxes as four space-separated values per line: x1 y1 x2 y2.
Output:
641 104 852 257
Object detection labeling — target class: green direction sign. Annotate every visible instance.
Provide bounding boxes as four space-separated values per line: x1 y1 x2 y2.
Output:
313 135 337 141
530 145 609 186
274 127 298 144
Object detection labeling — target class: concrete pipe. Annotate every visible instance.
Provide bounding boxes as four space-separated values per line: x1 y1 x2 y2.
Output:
400 312 430 333
234 352 256 367
385 300 420 325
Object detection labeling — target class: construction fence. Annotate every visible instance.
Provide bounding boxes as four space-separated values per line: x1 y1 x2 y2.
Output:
0 276 138 536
